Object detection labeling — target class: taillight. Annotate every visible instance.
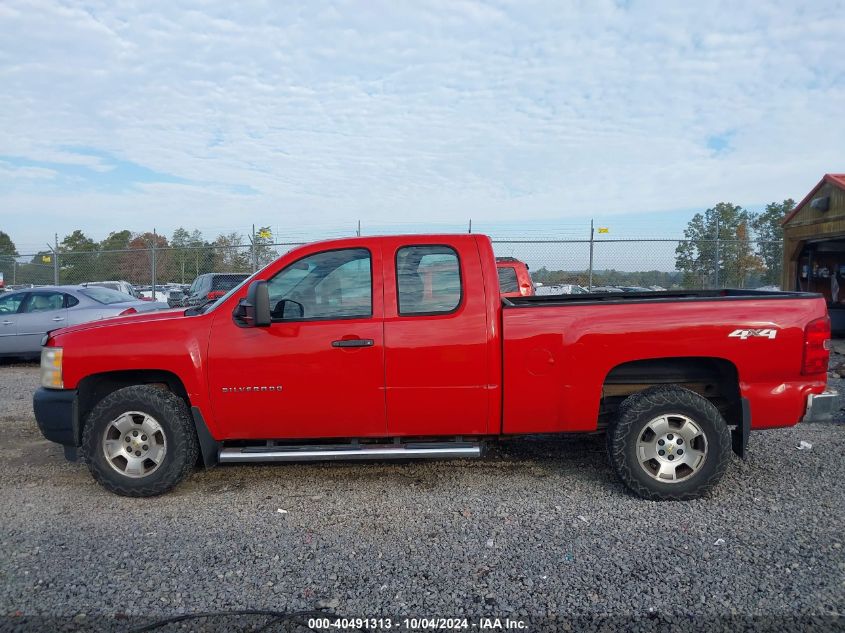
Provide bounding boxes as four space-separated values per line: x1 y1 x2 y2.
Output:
802 316 830 375
118 307 137 316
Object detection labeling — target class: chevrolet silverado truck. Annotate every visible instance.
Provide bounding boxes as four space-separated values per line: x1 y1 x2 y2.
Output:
33 234 838 500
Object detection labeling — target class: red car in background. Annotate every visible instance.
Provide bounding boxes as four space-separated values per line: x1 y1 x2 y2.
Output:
496 257 535 297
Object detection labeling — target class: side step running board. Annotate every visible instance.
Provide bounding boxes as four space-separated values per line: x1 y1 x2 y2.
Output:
218 442 482 463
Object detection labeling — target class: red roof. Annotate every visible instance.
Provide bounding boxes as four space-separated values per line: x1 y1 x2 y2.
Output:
782 173 845 225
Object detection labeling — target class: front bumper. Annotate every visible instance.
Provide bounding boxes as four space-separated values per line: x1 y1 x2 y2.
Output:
802 390 840 423
33 387 79 459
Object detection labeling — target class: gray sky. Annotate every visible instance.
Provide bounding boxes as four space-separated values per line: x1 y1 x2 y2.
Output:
1 0 843 253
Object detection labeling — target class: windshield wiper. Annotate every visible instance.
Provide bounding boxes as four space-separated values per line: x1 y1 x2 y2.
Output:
184 299 214 316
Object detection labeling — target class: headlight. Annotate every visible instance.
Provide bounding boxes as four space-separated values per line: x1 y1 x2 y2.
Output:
40 347 63 389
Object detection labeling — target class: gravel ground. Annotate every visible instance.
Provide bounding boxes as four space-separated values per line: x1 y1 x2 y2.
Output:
0 360 843 632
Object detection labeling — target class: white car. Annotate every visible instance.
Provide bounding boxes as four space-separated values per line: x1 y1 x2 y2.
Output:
535 283 589 296
82 280 141 299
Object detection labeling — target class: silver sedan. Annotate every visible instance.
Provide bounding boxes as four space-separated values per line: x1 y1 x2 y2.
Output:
0 285 169 357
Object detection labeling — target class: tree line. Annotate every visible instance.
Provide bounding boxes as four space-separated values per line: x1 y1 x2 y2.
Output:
532 267 683 289
531 199 792 290
1 199 793 290
674 200 792 288
0 227 278 286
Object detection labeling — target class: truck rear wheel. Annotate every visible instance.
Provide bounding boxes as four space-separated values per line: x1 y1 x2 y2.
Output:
82 385 198 497
607 386 731 501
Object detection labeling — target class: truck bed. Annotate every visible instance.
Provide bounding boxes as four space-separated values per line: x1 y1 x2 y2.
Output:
505 288 820 307
500 289 828 436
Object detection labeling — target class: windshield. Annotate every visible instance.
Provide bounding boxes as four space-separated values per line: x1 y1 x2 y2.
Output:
212 274 249 291
498 267 519 293
88 282 120 292
188 276 203 294
79 287 135 305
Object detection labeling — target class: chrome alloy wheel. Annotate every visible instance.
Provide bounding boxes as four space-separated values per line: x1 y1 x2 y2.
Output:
635 413 707 483
101 411 167 478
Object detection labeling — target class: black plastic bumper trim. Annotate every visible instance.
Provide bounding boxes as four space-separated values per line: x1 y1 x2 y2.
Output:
33 387 79 450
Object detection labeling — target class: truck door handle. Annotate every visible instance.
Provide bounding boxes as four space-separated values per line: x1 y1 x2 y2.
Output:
331 338 374 348
52 317 65 322
2 320 12 326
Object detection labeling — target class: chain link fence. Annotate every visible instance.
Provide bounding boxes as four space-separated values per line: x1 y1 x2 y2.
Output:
3 238 783 294
491 239 783 290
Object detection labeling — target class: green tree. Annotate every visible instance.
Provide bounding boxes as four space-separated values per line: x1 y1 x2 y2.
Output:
0 230 18 287
189 230 215 280
530 265 682 289
16 251 55 285
61 229 96 252
96 230 132 280
59 230 97 283
171 227 192 284
172 228 219 283
213 232 250 273
252 226 277 269
675 202 762 288
752 199 794 286
99 230 132 251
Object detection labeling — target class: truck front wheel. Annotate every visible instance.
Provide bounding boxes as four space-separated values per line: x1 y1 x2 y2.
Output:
82 385 198 497
607 386 731 501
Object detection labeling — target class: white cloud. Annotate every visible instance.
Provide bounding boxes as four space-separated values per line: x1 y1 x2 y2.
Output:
0 0 843 246
0 160 58 181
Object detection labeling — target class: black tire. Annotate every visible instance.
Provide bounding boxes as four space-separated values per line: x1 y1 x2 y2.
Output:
607 385 731 501
82 385 198 497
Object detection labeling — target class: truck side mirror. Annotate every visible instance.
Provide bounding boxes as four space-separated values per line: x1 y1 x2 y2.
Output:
234 280 271 327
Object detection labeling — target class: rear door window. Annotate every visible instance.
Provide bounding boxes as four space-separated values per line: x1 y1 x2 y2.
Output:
21 292 65 313
396 245 462 315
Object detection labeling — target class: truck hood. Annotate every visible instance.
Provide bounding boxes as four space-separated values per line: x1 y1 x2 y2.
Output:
51 307 191 338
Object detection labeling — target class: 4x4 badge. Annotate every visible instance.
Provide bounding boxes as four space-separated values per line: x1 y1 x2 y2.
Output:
728 328 777 340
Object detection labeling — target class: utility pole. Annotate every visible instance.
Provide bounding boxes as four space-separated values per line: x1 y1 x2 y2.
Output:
151 229 157 298
356 220 361 237
468 219 472 234
714 215 720 289
251 224 257 273
588 219 595 291
46 236 59 285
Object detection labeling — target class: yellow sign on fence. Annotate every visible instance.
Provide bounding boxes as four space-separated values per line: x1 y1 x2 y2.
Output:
41 255 51 263
597 227 609 234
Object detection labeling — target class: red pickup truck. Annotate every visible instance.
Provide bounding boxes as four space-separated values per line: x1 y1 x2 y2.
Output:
34 234 837 500
496 257 535 297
